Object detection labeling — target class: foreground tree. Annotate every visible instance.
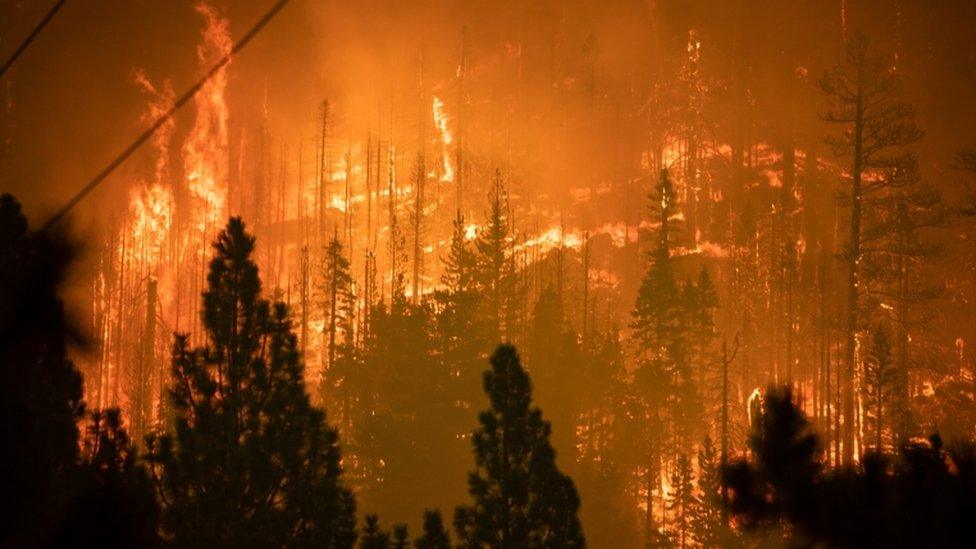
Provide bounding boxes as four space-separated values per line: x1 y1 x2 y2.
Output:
454 344 585 547
146 218 357 547
415 509 452 549
0 194 85 545
361 514 390 549
724 386 976 546
53 409 160 546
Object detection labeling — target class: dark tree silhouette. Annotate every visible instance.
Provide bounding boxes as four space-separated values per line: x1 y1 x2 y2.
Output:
666 453 695 548
0 194 85 546
474 171 512 342
454 344 585 547
53 409 160 547
392 523 409 549
361 514 390 549
690 435 729 548
146 218 356 547
415 509 452 549
724 386 976 547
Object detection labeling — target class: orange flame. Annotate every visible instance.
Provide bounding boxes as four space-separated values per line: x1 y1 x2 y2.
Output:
432 96 454 182
184 2 232 234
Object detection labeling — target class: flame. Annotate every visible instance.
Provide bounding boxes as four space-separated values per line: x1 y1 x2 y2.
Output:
183 2 232 234
128 183 174 267
127 68 176 270
432 96 454 182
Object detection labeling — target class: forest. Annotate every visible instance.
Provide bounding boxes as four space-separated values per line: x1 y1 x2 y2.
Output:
3 0 976 547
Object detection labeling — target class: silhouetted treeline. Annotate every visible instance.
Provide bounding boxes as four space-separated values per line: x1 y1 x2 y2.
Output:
0 197 585 547
11 189 976 547
726 387 976 547
0 194 159 547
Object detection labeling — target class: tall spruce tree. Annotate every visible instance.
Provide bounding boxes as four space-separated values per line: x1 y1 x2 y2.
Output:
146 218 357 547
631 170 685 542
454 345 585 547
475 170 512 342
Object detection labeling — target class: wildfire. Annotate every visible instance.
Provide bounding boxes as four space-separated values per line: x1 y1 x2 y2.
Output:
128 183 174 268
184 2 232 234
432 96 454 182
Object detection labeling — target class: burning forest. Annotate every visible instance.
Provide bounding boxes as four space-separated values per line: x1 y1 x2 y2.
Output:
3 0 976 547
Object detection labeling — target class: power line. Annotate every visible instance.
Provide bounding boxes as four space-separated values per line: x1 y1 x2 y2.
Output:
0 0 68 80
41 0 292 232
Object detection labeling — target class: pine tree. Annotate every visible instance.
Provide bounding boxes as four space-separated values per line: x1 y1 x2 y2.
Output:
320 234 355 375
433 211 487 503
821 33 923 464
454 345 585 547
361 514 390 549
666 453 695 549
475 170 511 342
0 194 85 545
146 218 357 547
864 325 896 452
392 523 410 549
53 409 160 546
861 157 943 444
434 210 485 413
320 234 359 431
415 509 452 549
356 297 450 521
631 170 685 541
692 435 727 548
632 170 684 365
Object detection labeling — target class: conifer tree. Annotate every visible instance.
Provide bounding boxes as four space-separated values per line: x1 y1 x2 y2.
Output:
454 345 585 547
631 170 685 541
666 453 695 549
475 170 511 342
392 524 410 549
146 218 356 547
415 509 452 549
821 33 923 464
320 234 359 431
435 210 485 413
321 233 356 374
54 409 160 546
361 514 390 549
692 435 727 548
0 194 85 545
864 325 896 452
